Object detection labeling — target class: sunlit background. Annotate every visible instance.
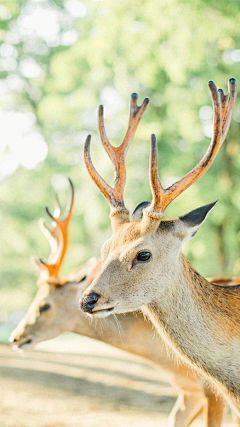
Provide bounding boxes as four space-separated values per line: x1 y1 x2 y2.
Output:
1 1 240 426
1 0 240 339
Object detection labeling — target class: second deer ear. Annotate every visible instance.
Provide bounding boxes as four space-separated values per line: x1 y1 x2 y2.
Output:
177 200 218 241
131 202 150 221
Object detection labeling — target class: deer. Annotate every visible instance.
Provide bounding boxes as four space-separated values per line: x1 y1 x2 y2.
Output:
10 179 239 427
80 78 240 418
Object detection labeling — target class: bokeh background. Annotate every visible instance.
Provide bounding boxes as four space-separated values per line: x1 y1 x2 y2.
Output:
1 0 240 334
1 1 240 426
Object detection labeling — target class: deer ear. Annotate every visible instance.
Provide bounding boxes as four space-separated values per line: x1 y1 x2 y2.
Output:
131 202 150 221
178 200 218 241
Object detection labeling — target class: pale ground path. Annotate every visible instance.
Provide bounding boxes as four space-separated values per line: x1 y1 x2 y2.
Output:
0 336 234 427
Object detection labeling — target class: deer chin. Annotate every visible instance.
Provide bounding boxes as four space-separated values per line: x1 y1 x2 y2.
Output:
89 301 142 318
12 335 36 351
90 306 116 318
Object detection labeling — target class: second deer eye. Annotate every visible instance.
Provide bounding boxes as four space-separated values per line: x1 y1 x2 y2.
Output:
136 251 152 262
40 303 51 314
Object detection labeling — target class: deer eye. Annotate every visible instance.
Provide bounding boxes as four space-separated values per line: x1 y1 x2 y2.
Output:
40 303 51 314
79 275 87 283
136 251 152 262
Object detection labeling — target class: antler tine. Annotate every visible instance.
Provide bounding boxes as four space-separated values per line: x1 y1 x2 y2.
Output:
219 78 237 141
45 178 74 227
38 192 60 251
98 105 116 162
38 218 58 256
143 78 237 222
146 134 165 218
84 135 114 207
118 93 150 156
53 192 61 218
99 94 149 162
85 94 149 221
39 178 74 279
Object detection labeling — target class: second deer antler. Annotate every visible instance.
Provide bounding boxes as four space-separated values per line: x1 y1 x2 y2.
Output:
36 178 74 283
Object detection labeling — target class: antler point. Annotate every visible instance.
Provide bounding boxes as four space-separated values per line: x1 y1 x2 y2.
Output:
228 78 237 97
85 135 92 148
208 80 218 91
68 177 73 189
229 77 237 85
46 206 55 221
151 134 157 145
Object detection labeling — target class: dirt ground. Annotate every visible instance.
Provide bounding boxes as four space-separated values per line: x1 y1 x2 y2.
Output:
0 336 236 427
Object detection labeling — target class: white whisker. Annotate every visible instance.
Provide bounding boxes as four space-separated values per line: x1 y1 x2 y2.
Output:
102 318 110 332
113 313 123 344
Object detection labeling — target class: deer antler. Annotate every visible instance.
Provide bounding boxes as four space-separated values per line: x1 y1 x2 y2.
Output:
37 192 61 261
84 93 149 228
34 178 74 284
142 79 237 225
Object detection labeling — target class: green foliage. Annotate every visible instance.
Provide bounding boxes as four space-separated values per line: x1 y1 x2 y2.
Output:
1 0 240 311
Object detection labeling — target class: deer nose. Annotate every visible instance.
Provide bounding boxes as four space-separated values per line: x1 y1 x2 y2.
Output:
9 337 17 343
80 292 101 313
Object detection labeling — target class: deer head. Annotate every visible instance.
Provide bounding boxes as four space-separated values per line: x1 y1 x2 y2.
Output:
9 259 97 350
80 79 237 317
9 179 98 350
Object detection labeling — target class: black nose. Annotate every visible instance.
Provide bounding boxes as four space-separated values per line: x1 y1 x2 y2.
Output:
9 337 17 343
80 292 101 313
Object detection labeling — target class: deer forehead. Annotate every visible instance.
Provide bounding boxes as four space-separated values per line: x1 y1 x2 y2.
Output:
34 283 61 307
107 220 178 252
101 222 141 256
114 221 142 244
35 283 50 300
101 223 180 269
105 221 151 253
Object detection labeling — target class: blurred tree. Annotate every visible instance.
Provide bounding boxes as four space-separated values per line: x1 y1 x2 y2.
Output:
1 0 240 311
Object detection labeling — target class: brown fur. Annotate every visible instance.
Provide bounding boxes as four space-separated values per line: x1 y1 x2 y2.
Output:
81 78 239 419
184 258 240 341
81 216 240 417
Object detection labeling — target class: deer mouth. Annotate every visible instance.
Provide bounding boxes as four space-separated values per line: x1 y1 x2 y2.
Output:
91 306 115 318
10 336 34 350
18 338 32 348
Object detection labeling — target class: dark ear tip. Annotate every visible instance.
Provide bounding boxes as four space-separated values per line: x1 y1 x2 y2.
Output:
179 200 218 227
209 199 219 209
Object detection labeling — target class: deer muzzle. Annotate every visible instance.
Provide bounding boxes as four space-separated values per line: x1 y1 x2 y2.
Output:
80 292 101 313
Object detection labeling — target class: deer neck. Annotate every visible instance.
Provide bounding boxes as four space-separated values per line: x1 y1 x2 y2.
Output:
142 254 240 409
